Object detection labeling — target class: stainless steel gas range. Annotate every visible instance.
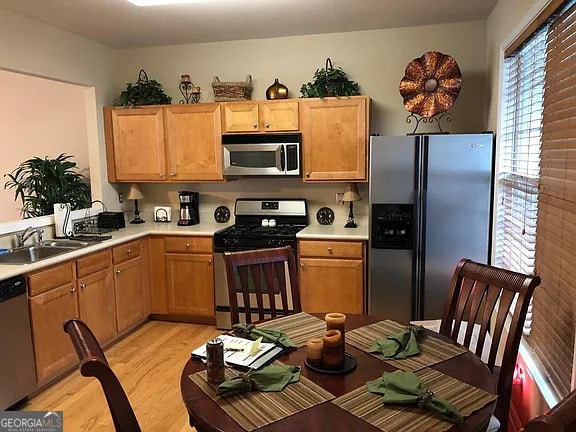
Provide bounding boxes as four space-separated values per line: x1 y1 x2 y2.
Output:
213 198 308 329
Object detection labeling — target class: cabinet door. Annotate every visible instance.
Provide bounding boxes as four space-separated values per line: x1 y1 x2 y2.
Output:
222 103 259 133
260 101 299 131
299 258 364 313
166 253 214 316
104 106 167 181
114 256 144 333
300 97 368 181
164 104 224 181
78 269 116 345
29 284 79 385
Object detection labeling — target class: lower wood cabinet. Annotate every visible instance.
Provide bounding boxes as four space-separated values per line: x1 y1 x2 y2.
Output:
150 235 215 322
298 240 365 314
113 241 145 333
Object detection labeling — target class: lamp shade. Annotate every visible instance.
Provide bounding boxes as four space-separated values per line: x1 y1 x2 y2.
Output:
125 183 144 200
342 183 361 202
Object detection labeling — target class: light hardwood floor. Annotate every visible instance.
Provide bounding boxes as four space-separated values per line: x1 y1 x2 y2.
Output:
20 320 221 432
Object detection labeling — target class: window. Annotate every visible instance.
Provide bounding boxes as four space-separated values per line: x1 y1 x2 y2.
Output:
496 27 546 334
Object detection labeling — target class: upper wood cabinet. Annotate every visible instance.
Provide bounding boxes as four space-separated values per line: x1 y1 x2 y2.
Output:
299 96 369 182
104 104 223 182
221 101 299 133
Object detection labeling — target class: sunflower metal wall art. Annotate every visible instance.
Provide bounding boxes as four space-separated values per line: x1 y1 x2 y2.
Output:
399 51 462 134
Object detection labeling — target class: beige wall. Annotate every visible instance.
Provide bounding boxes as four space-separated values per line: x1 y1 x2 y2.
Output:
0 9 118 231
115 21 488 217
0 70 90 222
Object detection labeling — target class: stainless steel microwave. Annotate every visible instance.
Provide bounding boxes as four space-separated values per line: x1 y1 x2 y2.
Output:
222 133 300 176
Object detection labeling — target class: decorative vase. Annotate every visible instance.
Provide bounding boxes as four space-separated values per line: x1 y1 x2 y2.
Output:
266 78 288 100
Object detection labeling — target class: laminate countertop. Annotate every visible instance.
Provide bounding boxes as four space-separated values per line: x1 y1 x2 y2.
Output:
0 217 369 281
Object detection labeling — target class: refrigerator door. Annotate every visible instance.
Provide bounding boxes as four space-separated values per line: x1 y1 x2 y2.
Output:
421 133 493 319
368 135 417 322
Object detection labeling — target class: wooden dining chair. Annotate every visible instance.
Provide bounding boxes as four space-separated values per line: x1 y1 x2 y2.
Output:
438 258 541 432
63 319 142 432
223 246 301 325
520 388 576 432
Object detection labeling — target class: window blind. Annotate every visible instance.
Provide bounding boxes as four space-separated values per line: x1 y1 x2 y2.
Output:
531 2 576 398
496 27 546 335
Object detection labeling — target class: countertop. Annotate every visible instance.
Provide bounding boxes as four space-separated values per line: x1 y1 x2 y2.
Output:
0 217 369 281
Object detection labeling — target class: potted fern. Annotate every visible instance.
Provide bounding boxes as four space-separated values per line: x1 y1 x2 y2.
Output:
3 153 91 218
300 58 361 98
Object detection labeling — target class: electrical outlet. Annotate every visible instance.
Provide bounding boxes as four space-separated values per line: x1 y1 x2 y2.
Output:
119 192 124 204
336 192 344 205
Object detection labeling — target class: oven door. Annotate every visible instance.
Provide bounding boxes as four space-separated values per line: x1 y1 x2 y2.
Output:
223 143 286 176
214 252 294 329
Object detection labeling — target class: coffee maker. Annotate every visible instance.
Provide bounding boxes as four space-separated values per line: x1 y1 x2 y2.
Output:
177 191 200 226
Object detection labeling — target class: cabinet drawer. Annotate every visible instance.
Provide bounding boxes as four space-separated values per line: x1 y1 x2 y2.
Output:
165 236 212 254
28 261 75 296
112 240 141 264
298 240 363 259
76 249 112 278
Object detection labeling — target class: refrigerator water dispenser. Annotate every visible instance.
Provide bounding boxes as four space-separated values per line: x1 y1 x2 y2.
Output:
371 204 413 250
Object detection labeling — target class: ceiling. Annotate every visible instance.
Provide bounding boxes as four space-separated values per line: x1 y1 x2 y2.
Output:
0 0 498 49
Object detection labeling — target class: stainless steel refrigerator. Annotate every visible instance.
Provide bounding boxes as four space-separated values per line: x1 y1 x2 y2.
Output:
368 133 494 322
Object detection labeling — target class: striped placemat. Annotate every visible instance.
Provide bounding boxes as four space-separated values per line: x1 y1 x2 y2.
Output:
333 367 497 432
190 365 334 431
346 320 467 371
256 312 326 347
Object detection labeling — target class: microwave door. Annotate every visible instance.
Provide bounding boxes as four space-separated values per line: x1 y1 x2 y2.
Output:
223 143 283 175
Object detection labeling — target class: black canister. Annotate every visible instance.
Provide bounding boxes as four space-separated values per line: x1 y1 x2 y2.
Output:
206 338 225 385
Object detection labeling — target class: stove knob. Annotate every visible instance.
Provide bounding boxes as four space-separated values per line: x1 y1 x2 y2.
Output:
268 239 284 247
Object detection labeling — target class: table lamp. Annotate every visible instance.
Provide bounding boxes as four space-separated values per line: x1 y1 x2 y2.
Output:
126 183 145 224
342 183 361 228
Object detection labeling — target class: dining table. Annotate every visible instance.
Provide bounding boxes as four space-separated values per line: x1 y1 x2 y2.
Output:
180 313 497 432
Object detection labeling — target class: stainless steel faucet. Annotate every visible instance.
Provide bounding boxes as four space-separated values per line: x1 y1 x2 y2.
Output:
15 227 44 247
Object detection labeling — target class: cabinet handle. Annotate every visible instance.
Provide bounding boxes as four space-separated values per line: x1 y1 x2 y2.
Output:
127 249 132 254
300 262 304 267
160 173 165 177
186 243 191 248
328 246 332 252
305 172 311 178
208 258 213 265
80 283 87 289
169 172 175 177
253 124 258 128
116 270 121 275
265 122 270 128
70 287 77 293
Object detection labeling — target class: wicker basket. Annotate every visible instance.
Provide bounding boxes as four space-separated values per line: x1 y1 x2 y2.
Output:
212 74 253 101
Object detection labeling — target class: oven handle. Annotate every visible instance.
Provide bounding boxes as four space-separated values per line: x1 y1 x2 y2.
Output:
280 145 285 172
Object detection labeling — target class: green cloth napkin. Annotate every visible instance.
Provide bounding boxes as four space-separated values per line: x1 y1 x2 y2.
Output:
369 325 424 359
367 370 463 425
232 323 296 349
216 364 301 397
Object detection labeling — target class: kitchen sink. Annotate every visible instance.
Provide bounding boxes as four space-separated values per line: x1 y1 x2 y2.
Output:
0 240 89 265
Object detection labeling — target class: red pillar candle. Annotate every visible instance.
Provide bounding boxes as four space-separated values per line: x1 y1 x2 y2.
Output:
322 329 344 370
325 312 346 359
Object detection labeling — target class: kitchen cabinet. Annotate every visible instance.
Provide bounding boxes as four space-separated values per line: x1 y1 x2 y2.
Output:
221 100 299 133
76 250 116 345
104 104 223 182
113 240 146 333
149 235 215 323
299 96 369 182
28 261 78 386
298 240 365 314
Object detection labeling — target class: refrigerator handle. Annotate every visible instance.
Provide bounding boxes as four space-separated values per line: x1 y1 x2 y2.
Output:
412 137 428 320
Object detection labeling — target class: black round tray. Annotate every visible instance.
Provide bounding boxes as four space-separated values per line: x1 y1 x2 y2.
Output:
304 352 357 375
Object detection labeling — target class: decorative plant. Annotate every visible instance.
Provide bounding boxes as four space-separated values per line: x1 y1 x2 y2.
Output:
4 153 91 218
300 58 361 98
114 69 172 106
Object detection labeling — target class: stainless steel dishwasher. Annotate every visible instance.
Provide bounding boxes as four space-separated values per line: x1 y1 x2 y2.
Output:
0 275 37 409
